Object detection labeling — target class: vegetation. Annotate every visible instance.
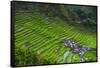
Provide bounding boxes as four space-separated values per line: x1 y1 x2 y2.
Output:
14 2 97 66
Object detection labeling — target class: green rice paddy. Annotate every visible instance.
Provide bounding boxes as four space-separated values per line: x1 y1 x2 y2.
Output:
15 13 97 66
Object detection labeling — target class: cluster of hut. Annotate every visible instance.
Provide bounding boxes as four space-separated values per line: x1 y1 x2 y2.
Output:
62 38 91 57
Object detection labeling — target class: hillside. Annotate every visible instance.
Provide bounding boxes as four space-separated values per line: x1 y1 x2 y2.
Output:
13 1 97 66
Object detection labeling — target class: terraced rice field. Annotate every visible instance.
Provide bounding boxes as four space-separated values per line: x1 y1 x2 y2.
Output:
15 13 97 66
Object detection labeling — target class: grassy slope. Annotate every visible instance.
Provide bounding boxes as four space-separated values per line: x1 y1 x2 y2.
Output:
15 13 96 66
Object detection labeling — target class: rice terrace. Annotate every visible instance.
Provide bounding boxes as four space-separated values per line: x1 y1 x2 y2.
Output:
12 1 97 66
